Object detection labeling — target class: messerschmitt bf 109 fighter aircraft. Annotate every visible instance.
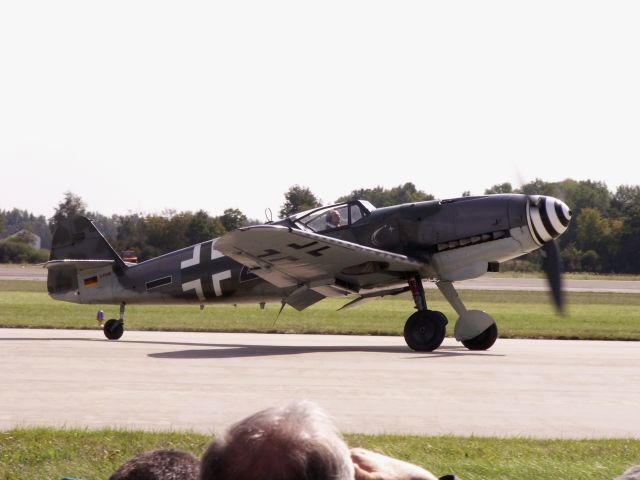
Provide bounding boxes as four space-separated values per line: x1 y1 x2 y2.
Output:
46 194 571 351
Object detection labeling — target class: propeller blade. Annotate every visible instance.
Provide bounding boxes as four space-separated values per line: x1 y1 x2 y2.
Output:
541 240 564 314
519 178 569 314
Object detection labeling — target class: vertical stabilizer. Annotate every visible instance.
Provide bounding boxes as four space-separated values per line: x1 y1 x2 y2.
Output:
49 217 123 263
47 217 125 299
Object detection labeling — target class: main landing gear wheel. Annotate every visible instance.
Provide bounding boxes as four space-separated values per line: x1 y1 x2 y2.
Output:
103 319 124 340
403 310 448 352
461 323 498 351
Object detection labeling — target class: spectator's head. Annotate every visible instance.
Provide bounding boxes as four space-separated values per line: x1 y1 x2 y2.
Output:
109 448 199 480
200 400 354 480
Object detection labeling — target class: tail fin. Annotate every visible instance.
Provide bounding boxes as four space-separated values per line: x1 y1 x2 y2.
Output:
49 216 124 264
47 216 126 298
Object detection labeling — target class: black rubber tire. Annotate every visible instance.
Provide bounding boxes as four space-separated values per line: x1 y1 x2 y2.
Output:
461 323 498 351
103 319 124 340
403 310 448 352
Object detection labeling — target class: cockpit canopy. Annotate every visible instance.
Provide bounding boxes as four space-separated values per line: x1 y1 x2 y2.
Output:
287 200 376 233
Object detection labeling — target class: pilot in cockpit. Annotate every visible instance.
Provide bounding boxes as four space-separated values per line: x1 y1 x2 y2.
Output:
325 209 342 229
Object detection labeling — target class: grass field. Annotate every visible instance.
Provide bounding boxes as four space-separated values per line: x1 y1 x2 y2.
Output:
1 428 639 480
1 280 639 340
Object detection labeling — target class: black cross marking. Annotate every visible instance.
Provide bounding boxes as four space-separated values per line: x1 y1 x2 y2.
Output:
181 240 234 300
307 246 330 257
258 249 281 258
240 266 259 283
287 241 318 250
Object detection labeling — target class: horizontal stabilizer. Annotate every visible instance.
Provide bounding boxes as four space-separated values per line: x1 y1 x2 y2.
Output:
44 259 115 270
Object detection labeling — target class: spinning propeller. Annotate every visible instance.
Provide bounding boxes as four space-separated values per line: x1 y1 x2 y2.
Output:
526 194 572 313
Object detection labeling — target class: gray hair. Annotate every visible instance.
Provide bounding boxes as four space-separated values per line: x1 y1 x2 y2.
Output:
616 466 640 480
200 400 354 480
109 448 200 480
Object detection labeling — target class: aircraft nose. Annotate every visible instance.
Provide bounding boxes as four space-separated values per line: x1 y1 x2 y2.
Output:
528 195 572 244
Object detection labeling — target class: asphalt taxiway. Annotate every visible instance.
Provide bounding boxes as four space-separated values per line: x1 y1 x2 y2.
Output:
1 328 638 438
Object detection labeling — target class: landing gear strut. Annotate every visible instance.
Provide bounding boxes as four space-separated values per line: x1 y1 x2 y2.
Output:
103 302 125 340
403 275 447 351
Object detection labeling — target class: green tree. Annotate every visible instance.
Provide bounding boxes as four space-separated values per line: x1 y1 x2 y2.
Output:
561 243 583 272
336 182 434 207
2 208 51 248
88 212 119 241
518 179 613 252
139 215 173 258
559 179 611 216
615 202 640 273
575 208 610 252
221 208 248 231
49 191 87 233
485 182 514 194
519 178 556 197
580 250 601 272
166 213 192 252
611 185 640 215
608 185 640 271
185 210 225 244
0 237 48 263
114 211 225 261
115 214 144 255
279 186 322 218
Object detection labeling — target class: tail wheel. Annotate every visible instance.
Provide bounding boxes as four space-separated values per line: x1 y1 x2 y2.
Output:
103 319 124 340
403 310 448 352
461 323 498 350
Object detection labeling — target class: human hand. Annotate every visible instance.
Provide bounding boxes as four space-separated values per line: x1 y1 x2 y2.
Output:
350 448 438 480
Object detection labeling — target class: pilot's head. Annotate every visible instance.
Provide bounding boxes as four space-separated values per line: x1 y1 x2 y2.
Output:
326 210 341 227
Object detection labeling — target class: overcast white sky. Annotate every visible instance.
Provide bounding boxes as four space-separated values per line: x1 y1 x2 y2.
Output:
1 1 639 221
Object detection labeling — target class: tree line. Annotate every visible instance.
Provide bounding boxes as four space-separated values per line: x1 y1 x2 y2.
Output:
1 180 640 273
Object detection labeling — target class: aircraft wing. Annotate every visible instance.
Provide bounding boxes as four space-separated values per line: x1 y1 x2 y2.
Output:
216 225 425 310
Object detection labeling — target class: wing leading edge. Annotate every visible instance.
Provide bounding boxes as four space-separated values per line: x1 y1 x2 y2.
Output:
215 225 426 310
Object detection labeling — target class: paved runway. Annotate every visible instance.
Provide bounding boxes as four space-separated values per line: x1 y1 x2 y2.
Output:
1 328 638 438
448 276 640 294
0 265 48 281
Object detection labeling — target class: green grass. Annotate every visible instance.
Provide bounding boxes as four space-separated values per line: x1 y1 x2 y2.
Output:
1 428 638 480
1 280 640 340
348 435 640 480
0 428 209 480
0 280 45 293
